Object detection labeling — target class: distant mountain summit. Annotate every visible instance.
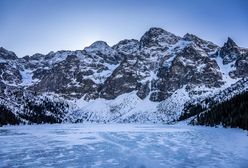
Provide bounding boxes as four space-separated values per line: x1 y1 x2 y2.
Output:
140 27 180 47
1 27 248 126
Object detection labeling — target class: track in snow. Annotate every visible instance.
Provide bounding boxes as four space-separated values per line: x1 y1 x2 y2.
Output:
0 124 248 168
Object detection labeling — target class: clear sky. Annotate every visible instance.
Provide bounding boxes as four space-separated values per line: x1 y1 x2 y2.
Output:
0 0 247 57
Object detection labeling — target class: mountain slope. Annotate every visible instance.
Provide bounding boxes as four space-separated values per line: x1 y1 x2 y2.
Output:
190 90 248 130
0 27 248 125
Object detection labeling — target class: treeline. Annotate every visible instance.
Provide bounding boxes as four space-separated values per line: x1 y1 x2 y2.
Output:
0 105 20 126
190 91 248 130
179 103 206 121
20 97 68 124
0 97 69 126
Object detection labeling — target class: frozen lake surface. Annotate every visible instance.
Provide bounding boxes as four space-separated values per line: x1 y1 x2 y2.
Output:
0 124 248 168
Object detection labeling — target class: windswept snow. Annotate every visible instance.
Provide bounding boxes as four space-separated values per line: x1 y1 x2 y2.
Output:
19 69 39 86
163 40 191 68
87 63 119 84
215 55 239 87
0 124 247 168
69 91 160 123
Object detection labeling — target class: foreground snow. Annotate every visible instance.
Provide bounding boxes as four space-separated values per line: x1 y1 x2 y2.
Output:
0 124 248 168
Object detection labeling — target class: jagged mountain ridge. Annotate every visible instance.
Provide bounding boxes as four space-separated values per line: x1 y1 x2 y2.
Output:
1 27 248 125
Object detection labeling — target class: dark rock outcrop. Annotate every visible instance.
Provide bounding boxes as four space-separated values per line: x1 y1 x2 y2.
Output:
220 37 240 64
0 27 248 125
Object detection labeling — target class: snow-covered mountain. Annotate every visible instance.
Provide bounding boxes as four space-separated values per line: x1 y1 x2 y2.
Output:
1 27 248 125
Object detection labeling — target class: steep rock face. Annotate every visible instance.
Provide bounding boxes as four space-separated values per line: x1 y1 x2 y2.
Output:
31 55 83 92
183 33 218 54
219 37 240 64
100 58 140 99
232 52 248 78
0 48 22 85
1 27 248 124
112 39 140 55
29 54 101 99
140 27 181 48
0 62 22 85
25 44 122 99
84 41 119 64
0 47 18 60
151 45 222 101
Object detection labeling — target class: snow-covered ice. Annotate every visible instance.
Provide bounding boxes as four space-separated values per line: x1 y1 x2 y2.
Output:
0 124 248 168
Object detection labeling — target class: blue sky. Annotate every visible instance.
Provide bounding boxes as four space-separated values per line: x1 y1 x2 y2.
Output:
0 0 247 57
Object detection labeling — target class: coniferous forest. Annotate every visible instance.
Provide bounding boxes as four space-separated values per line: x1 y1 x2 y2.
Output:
191 91 248 130
0 97 69 126
0 105 20 126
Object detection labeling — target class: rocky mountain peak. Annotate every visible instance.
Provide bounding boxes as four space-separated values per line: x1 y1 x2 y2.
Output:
113 39 139 48
84 41 111 52
225 37 238 48
183 33 219 53
183 33 198 40
0 47 18 60
1 27 248 125
145 27 168 35
29 53 45 60
183 33 206 44
83 40 118 63
112 39 140 55
140 27 181 48
220 37 240 64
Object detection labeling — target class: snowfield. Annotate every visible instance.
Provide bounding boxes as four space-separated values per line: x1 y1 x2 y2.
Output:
0 124 248 168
